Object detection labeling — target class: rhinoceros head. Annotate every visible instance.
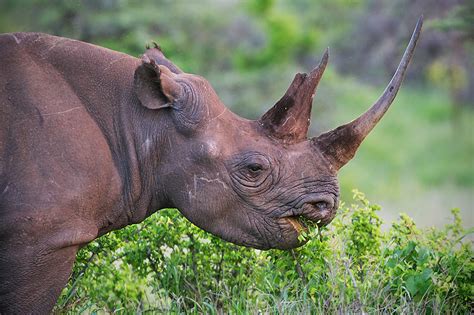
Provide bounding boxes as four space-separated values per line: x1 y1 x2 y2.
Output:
133 18 422 249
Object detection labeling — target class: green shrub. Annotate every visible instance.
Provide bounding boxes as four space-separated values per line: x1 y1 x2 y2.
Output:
56 191 473 313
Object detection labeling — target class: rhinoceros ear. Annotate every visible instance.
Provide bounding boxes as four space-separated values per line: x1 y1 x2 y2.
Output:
134 55 183 110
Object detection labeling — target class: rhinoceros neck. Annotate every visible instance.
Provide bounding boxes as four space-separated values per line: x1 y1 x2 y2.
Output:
17 33 168 229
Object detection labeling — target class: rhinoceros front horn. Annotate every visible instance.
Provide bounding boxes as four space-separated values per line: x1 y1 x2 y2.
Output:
259 48 329 143
312 16 423 171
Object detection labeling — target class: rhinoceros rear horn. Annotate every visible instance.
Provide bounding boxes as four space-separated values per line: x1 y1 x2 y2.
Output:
312 16 423 171
259 49 329 143
134 55 183 110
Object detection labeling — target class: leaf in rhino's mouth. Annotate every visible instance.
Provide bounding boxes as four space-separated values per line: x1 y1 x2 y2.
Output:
285 215 320 232
285 216 305 232
299 215 321 229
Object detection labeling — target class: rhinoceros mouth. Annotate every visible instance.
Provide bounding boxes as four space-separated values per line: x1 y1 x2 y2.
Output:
281 201 336 233
284 216 305 232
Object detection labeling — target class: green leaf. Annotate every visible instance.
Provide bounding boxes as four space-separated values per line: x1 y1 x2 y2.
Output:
406 276 418 296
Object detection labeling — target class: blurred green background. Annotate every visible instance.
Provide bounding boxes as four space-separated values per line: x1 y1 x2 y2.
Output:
1 0 472 228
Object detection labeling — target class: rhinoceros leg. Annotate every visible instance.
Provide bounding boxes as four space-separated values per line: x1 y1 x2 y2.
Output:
0 243 78 314
0 209 99 314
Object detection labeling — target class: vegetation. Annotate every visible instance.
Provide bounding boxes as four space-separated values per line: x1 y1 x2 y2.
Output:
56 191 472 313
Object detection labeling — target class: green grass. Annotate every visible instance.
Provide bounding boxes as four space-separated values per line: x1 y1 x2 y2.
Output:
56 192 473 314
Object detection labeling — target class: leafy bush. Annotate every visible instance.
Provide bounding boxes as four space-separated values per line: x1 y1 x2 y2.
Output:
56 191 472 313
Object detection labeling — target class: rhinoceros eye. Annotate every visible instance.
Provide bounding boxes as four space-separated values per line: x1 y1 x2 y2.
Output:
247 163 263 174
226 152 276 195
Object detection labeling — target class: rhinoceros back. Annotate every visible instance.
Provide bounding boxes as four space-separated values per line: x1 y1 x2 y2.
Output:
0 32 130 222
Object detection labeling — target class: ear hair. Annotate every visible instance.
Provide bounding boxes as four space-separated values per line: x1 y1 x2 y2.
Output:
142 45 183 74
134 56 183 110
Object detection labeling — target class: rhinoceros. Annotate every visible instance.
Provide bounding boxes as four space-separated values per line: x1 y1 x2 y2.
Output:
0 17 422 313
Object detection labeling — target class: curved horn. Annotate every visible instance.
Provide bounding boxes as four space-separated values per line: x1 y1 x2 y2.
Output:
259 49 329 143
313 16 423 170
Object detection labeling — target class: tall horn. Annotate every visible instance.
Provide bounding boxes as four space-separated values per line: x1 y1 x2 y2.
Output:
259 49 329 143
313 16 423 170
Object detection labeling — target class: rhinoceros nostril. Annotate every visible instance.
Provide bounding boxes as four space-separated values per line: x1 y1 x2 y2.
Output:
304 197 333 213
314 201 330 212
299 199 336 226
